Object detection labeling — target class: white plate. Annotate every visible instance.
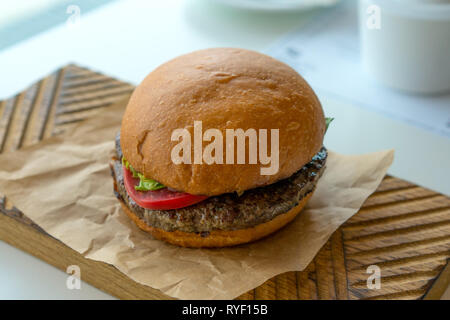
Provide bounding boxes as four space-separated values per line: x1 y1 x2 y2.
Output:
211 0 340 11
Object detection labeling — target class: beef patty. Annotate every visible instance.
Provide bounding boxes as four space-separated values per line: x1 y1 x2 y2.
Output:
111 133 327 233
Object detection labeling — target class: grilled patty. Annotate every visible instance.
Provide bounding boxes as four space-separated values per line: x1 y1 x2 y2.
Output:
112 133 327 233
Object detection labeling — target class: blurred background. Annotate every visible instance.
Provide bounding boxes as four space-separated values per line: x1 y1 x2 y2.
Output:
0 0 115 50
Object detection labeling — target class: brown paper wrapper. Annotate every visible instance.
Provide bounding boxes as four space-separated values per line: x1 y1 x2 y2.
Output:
0 98 394 299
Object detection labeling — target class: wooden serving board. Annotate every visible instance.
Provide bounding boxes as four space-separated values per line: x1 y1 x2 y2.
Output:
0 65 449 300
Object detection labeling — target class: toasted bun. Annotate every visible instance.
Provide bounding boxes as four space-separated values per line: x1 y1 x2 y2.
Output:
121 48 325 196
120 192 312 248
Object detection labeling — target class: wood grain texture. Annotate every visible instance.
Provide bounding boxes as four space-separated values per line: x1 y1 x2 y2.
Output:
0 213 172 300
0 65 449 300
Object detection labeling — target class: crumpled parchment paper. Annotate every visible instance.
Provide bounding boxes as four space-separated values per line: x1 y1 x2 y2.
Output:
0 98 394 299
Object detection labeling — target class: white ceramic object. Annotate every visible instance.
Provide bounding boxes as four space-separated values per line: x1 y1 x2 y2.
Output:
359 0 450 94
211 0 339 11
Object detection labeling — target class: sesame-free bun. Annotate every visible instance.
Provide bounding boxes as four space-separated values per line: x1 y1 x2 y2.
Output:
120 192 313 248
120 48 325 196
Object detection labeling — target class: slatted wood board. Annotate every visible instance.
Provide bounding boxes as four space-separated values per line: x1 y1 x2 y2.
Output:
0 65 449 300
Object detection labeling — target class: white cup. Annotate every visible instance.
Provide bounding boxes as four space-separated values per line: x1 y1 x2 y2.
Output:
359 0 450 94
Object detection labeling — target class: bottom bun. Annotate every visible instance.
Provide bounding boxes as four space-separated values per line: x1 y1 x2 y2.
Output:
119 192 313 248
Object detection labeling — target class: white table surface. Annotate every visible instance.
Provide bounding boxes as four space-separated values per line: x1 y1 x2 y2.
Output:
0 0 449 300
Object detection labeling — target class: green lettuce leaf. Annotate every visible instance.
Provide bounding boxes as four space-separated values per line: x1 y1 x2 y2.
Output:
122 158 166 191
325 117 334 133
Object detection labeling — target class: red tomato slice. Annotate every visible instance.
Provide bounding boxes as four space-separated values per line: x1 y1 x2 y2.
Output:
123 165 208 210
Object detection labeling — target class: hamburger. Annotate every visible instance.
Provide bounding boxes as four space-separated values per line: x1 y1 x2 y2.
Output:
111 48 331 248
